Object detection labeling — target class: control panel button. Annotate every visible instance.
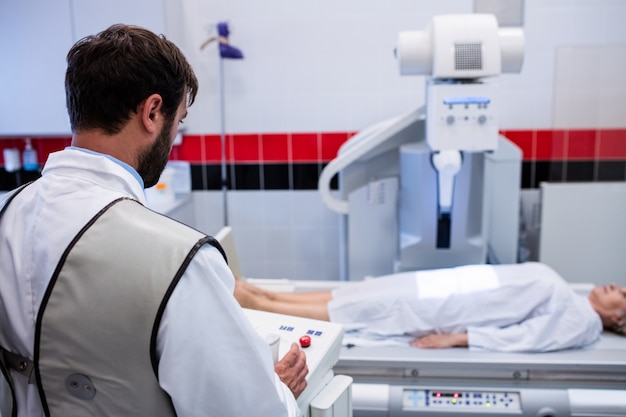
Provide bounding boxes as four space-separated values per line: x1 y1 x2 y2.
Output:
299 335 311 348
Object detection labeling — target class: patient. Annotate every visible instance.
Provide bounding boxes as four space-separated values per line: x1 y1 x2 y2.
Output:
235 262 626 353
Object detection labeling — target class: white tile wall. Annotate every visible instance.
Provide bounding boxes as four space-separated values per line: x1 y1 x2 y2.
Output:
554 46 626 128
192 191 342 281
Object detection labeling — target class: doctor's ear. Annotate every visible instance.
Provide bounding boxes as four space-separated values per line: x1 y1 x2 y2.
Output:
141 94 163 131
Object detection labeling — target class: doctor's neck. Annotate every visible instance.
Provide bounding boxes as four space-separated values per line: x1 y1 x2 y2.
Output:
71 129 143 172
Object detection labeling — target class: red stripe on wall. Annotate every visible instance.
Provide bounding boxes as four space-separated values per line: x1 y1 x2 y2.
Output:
260 134 290 162
168 134 222 163
500 129 626 162
599 129 626 159
500 130 535 161
320 132 350 162
229 134 260 163
291 133 320 163
567 130 597 160
1 129 625 167
169 131 355 164
535 130 566 161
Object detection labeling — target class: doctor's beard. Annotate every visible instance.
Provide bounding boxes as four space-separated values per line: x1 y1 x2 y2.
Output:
137 116 175 189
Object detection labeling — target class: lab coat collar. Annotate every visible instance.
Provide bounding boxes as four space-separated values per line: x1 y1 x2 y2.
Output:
42 147 148 205
66 146 145 188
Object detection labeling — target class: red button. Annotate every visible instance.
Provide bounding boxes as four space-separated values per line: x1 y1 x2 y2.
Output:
299 335 311 348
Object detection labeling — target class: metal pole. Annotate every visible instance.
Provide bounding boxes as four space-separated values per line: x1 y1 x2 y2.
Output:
218 56 228 227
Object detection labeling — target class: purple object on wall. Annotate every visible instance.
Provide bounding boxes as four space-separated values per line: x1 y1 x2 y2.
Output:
217 22 230 38
217 21 243 59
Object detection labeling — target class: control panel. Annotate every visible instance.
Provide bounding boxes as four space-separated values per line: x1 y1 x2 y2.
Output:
243 308 345 415
351 384 588 416
426 80 499 152
403 389 521 412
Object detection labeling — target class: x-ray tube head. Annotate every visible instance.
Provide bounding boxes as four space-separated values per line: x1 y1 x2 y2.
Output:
396 14 524 79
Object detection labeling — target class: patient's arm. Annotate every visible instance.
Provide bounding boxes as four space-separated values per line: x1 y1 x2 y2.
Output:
236 279 333 304
410 333 468 349
234 280 331 321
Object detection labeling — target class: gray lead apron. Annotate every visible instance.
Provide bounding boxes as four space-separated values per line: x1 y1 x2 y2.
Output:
1 191 226 417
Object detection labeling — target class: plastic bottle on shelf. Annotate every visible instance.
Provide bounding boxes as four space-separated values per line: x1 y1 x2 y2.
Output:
22 138 38 171
3 148 21 172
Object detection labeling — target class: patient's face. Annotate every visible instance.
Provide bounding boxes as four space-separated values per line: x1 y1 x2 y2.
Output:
589 284 626 318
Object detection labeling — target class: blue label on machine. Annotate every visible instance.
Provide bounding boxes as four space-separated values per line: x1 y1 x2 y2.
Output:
443 96 491 105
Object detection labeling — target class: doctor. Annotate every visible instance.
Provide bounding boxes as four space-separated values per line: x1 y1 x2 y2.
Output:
236 262 626 353
0 24 306 417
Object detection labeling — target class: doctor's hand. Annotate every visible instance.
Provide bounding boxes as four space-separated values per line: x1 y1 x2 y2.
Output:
275 343 308 399
410 332 469 349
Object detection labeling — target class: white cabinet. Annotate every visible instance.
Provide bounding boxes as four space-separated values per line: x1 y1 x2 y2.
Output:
0 0 165 136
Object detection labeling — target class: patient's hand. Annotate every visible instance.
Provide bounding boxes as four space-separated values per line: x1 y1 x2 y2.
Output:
410 333 468 349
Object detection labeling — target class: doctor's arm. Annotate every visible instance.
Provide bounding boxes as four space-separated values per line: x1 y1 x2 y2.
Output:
156 246 302 417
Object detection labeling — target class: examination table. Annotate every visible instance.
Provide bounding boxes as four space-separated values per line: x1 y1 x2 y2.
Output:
248 278 626 417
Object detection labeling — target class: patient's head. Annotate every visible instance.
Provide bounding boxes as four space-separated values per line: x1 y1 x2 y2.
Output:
588 284 626 335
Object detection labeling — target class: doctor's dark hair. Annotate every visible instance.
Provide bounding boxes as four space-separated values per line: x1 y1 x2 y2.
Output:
65 24 198 135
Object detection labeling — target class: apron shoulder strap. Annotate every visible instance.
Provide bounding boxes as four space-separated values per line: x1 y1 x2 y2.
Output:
0 181 37 417
0 181 35 214
0 340 36 417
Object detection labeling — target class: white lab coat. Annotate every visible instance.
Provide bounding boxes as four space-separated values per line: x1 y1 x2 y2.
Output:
329 262 602 352
0 148 300 417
